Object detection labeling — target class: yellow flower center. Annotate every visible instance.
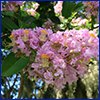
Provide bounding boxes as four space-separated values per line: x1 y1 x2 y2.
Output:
9 34 14 38
41 30 48 34
88 58 90 63
41 54 49 59
90 33 96 37
23 30 30 35
63 35 67 37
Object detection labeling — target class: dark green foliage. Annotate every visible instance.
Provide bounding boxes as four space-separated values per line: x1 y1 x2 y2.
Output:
1 52 30 76
1 17 19 32
50 16 60 24
72 1 83 12
62 1 72 19
23 16 36 23
42 86 56 99
36 1 60 25
18 19 27 28
19 78 35 99
4 10 14 17
74 78 87 99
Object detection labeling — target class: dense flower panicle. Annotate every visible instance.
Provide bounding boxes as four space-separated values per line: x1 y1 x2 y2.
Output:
1 1 23 11
9 28 53 57
9 27 99 92
83 1 99 22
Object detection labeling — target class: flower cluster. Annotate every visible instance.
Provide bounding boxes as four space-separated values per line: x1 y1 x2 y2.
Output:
26 8 36 16
26 2 39 16
9 27 99 92
72 17 88 26
54 1 63 14
83 1 99 22
9 27 53 57
19 28 98 92
1 1 23 11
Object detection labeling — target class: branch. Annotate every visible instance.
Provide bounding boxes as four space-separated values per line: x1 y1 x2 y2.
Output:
17 72 23 99
1 76 9 99
94 26 99 29
5 77 10 89
1 94 5 99
8 73 18 98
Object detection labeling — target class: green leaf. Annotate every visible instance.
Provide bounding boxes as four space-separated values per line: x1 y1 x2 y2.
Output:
48 11 55 18
62 1 72 18
23 16 36 23
72 2 83 12
4 10 14 16
18 19 27 28
30 22 36 29
1 17 19 31
1 23 6 33
1 52 30 76
21 11 28 17
50 16 60 24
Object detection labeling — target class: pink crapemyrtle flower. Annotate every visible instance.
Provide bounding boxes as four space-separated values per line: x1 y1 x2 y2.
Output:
83 1 99 22
54 1 63 14
9 27 99 92
1 1 23 11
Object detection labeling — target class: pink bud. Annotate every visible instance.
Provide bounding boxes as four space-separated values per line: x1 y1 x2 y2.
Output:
28 22 30 24
15 54 18 58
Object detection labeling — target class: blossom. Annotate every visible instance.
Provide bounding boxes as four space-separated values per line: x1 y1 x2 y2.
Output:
1 1 23 11
83 1 99 22
44 70 53 80
54 1 63 14
71 17 88 26
15 37 25 49
9 27 99 92
33 2 39 10
27 8 36 16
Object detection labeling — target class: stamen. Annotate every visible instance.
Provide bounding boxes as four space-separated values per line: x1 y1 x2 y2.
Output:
41 30 48 34
14 7 18 12
86 1 90 5
88 58 90 63
63 35 67 37
90 33 96 37
23 30 30 35
41 54 49 59
9 34 14 38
